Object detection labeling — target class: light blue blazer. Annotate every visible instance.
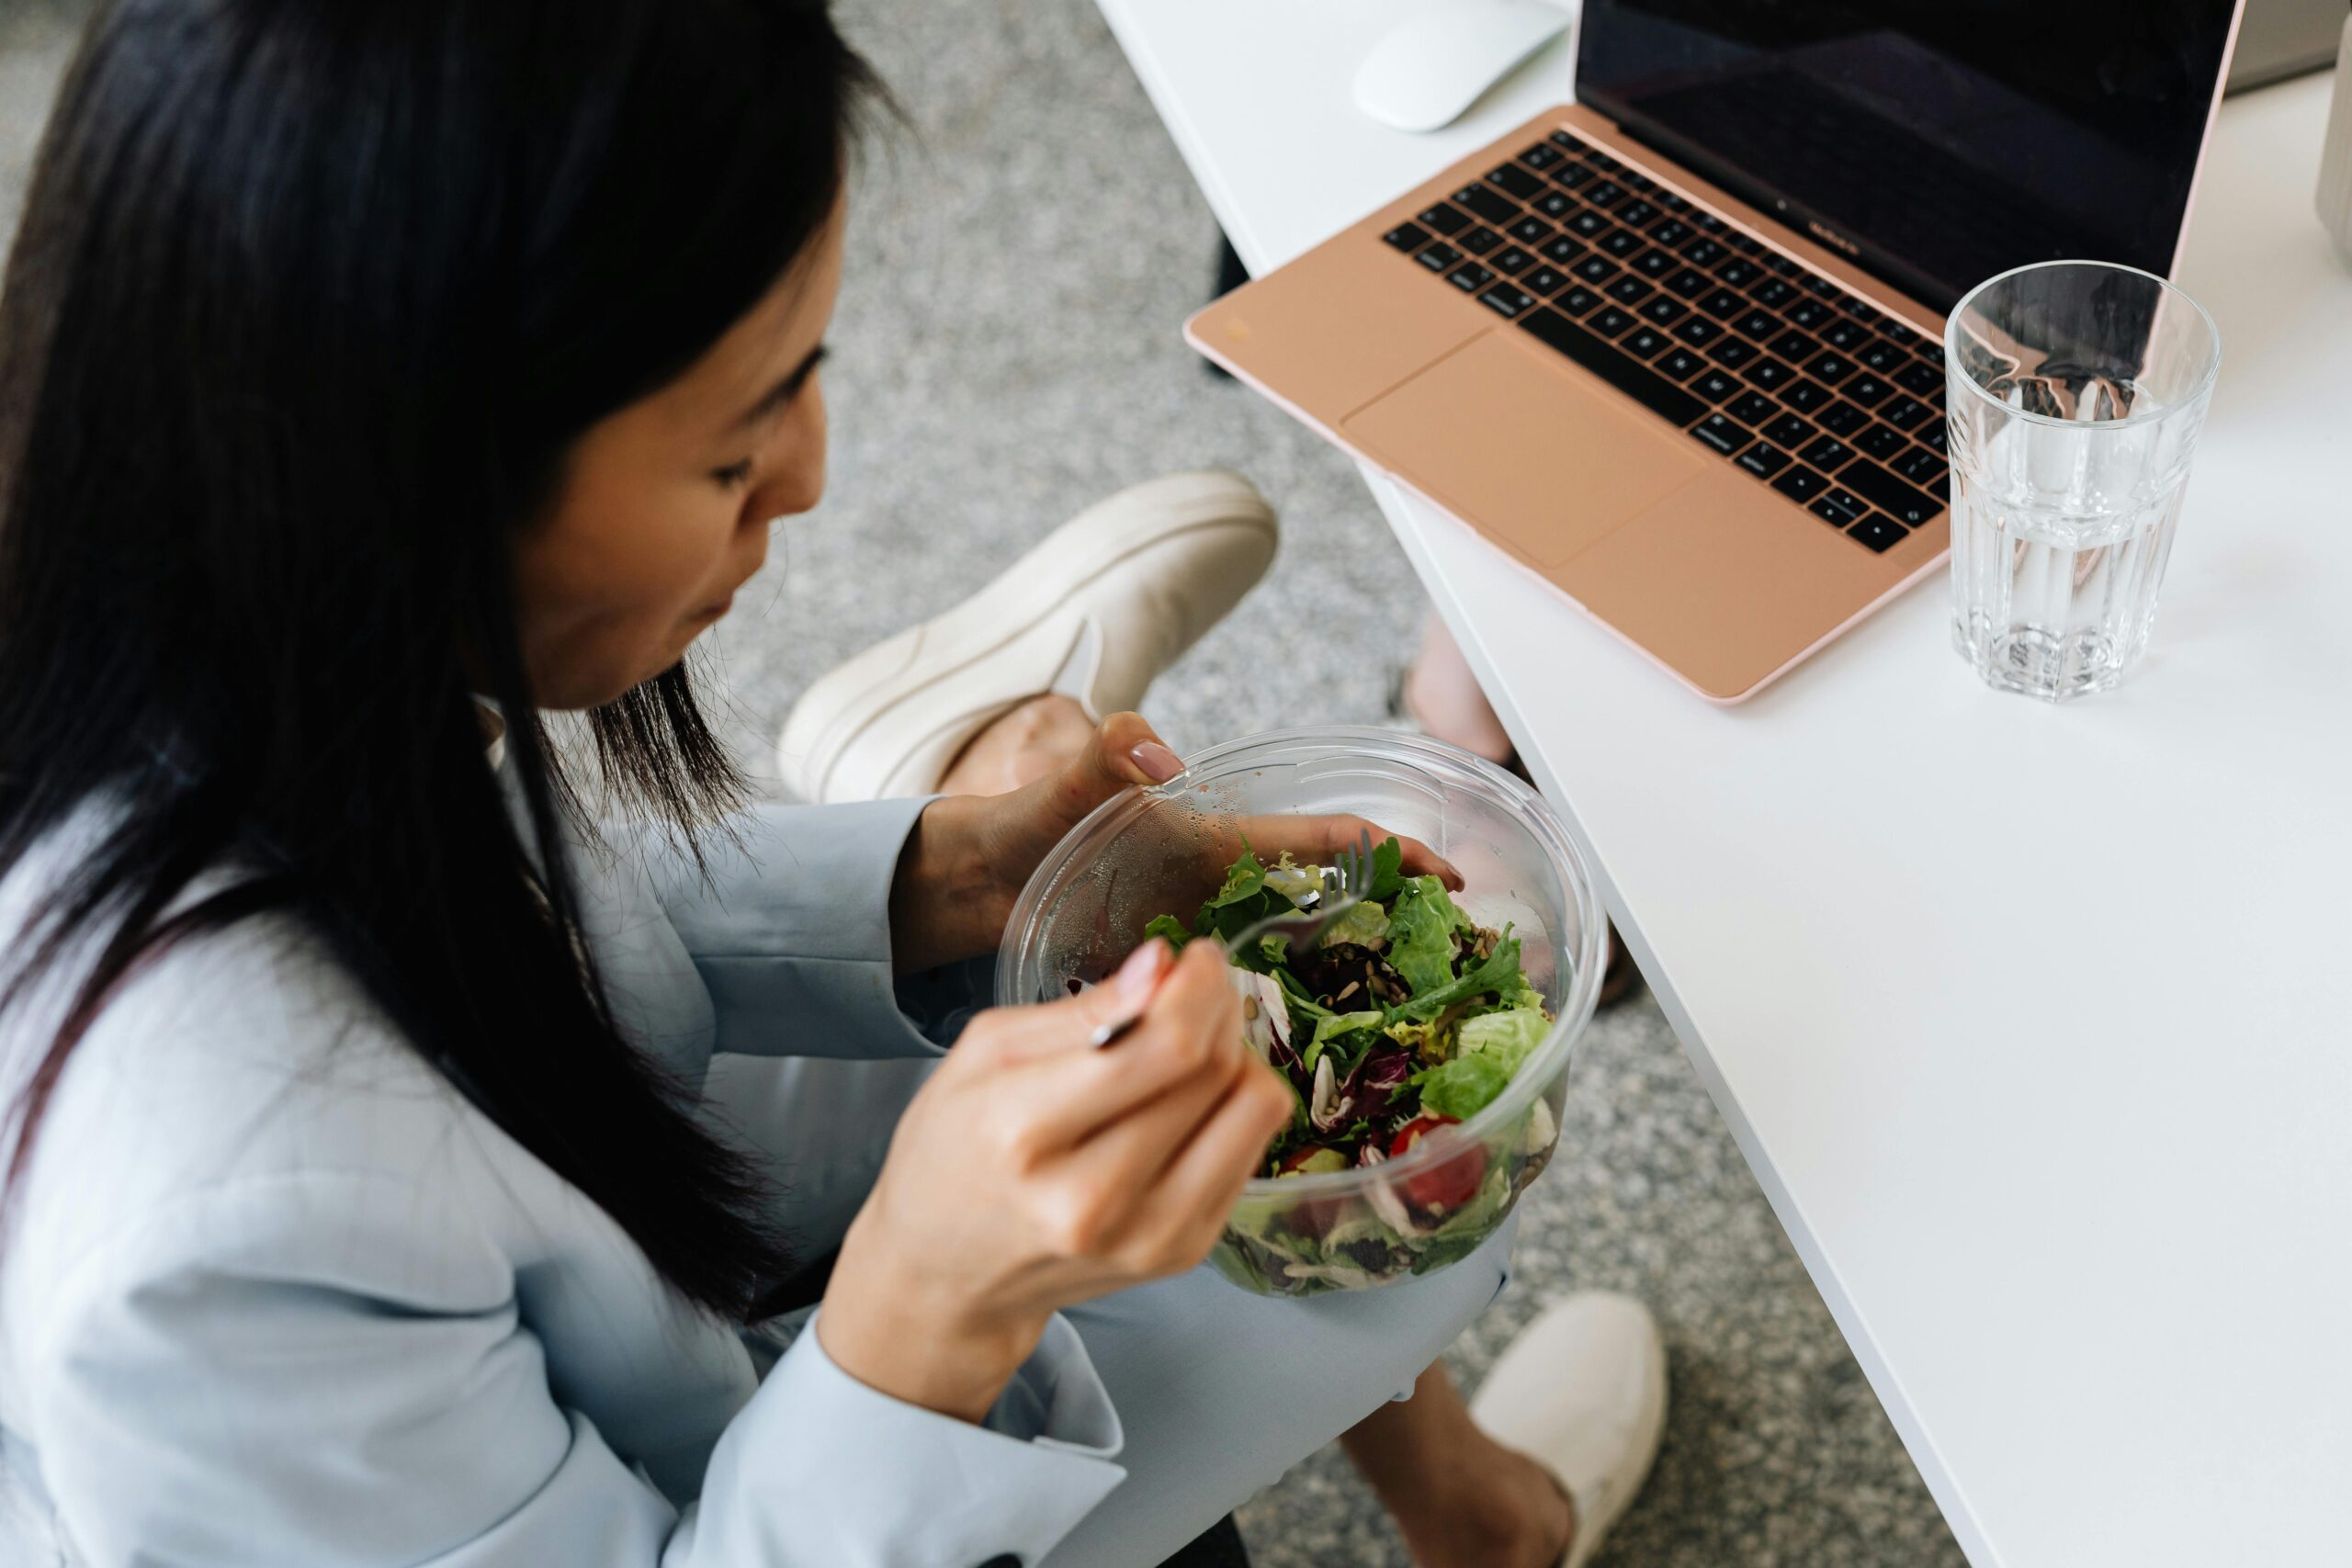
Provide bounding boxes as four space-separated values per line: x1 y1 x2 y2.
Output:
0 793 1510 1568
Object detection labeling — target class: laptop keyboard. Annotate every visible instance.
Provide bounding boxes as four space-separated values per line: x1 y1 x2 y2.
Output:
1379 130 1950 555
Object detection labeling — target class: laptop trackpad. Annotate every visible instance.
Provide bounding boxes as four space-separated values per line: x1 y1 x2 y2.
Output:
1341 329 1702 568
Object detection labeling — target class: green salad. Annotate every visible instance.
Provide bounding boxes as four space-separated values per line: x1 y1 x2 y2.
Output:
1142 836 1564 1293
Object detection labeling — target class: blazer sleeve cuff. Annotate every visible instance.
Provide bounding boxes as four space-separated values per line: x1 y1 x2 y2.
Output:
689 1309 1125 1565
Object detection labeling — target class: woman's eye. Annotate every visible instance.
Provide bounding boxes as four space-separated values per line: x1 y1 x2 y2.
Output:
710 459 756 490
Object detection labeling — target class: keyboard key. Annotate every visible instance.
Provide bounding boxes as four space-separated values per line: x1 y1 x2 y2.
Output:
1754 277 1797 309
1632 248 1677 278
1557 285 1603 317
1623 327 1671 360
1848 513 1909 552
1736 441 1793 480
1726 391 1778 427
1843 374 1894 408
1681 237 1728 267
1573 254 1615 285
1770 466 1828 504
1518 141 1563 171
1491 246 1538 276
1640 295 1689 327
1841 296 1879 321
1880 396 1932 431
1649 219 1693 248
1822 319 1869 352
1549 129 1580 148
1524 265 1570 295
1588 150 1624 174
1801 274 1838 298
1693 211 1726 231
1895 361 1946 398
1567 210 1610 238
1551 161 1595 190
1815 400 1868 437
1699 288 1747 320
1477 285 1535 318
1584 181 1625 209
1665 267 1712 299
1856 423 1906 460
1893 446 1949 491
1606 275 1651 306
1857 339 1905 374
1447 261 1495 292
1747 356 1798 392
1518 308 1709 426
1460 225 1503 255
1690 413 1753 456
1800 434 1853 472
1882 319 1923 348
1707 336 1758 370
1787 299 1836 330
1918 421 1949 453
1384 222 1431 253
1657 348 1705 381
1486 163 1544 200
1454 185 1520 226
1726 231 1762 254
1804 351 1856 385
1734 310 1782 342
1659 191 1690 211
1763 412 1815 449
1815 484 1869 525
1624 171 1657 193
1600 229 1642 257
1510 215 1555 245
1673 316 1724 348
1415 243 1462 274
1781 378 1833 415
1533 190 1574 221
1838 458 1942 525
1769 329 1820 363
1542 234 1587 265
1589 306 1637 338
1916 340 1946 367
1690 369 1739 402
1764 252 1798 276
1418 203 1471 236
1614 199 1658 229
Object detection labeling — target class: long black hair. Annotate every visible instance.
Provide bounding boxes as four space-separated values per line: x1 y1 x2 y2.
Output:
0 0 876 1316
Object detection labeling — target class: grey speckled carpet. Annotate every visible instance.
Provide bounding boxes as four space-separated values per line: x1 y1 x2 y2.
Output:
1 5 1964 1563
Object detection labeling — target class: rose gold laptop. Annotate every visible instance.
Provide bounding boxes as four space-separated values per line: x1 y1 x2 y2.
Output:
1189 2 2246 702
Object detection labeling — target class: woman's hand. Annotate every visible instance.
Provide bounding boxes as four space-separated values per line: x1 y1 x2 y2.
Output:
887 712 1461 973
818 938 1293 1422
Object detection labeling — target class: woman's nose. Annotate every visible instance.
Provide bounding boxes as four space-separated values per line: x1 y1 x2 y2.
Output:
752 378 829 522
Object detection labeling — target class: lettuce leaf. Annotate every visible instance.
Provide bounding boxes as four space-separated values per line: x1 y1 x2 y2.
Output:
1303 1009 1384 1074
1317 899 1390 952
1416 1051 1512 1120
1389 932 1524 1021
1367 836 1408 903
1385 875 1470 996
1456 1005 1549 1077
1142 913 1191 951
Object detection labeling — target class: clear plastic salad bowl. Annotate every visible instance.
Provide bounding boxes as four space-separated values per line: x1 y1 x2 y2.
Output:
997 727 1606 1297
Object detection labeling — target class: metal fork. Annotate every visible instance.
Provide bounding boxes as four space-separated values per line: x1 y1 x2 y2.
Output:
1090 829 1377 1049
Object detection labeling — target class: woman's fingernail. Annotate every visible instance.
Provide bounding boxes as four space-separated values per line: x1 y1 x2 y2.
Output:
1117 938 1171 1006
1129 740 1184 784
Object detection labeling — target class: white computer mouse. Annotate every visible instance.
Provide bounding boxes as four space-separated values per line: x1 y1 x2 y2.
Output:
1353 0 1570 134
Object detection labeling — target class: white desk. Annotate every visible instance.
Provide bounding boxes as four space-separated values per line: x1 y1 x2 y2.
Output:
1098 6 2352 1564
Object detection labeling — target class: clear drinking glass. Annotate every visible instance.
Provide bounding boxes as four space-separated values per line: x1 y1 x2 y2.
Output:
1946 260 2222 701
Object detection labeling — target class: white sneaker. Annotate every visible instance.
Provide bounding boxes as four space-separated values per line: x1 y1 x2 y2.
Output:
1469 1292 1668 1568
775 470 1277 803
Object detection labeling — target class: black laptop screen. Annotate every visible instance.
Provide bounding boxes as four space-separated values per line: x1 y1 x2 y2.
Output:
1574 1 2241 312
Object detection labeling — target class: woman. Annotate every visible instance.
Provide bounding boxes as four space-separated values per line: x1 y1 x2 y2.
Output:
0 3 1662 1564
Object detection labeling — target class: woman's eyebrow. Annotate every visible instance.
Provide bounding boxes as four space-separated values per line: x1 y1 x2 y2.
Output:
732 344 828 430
